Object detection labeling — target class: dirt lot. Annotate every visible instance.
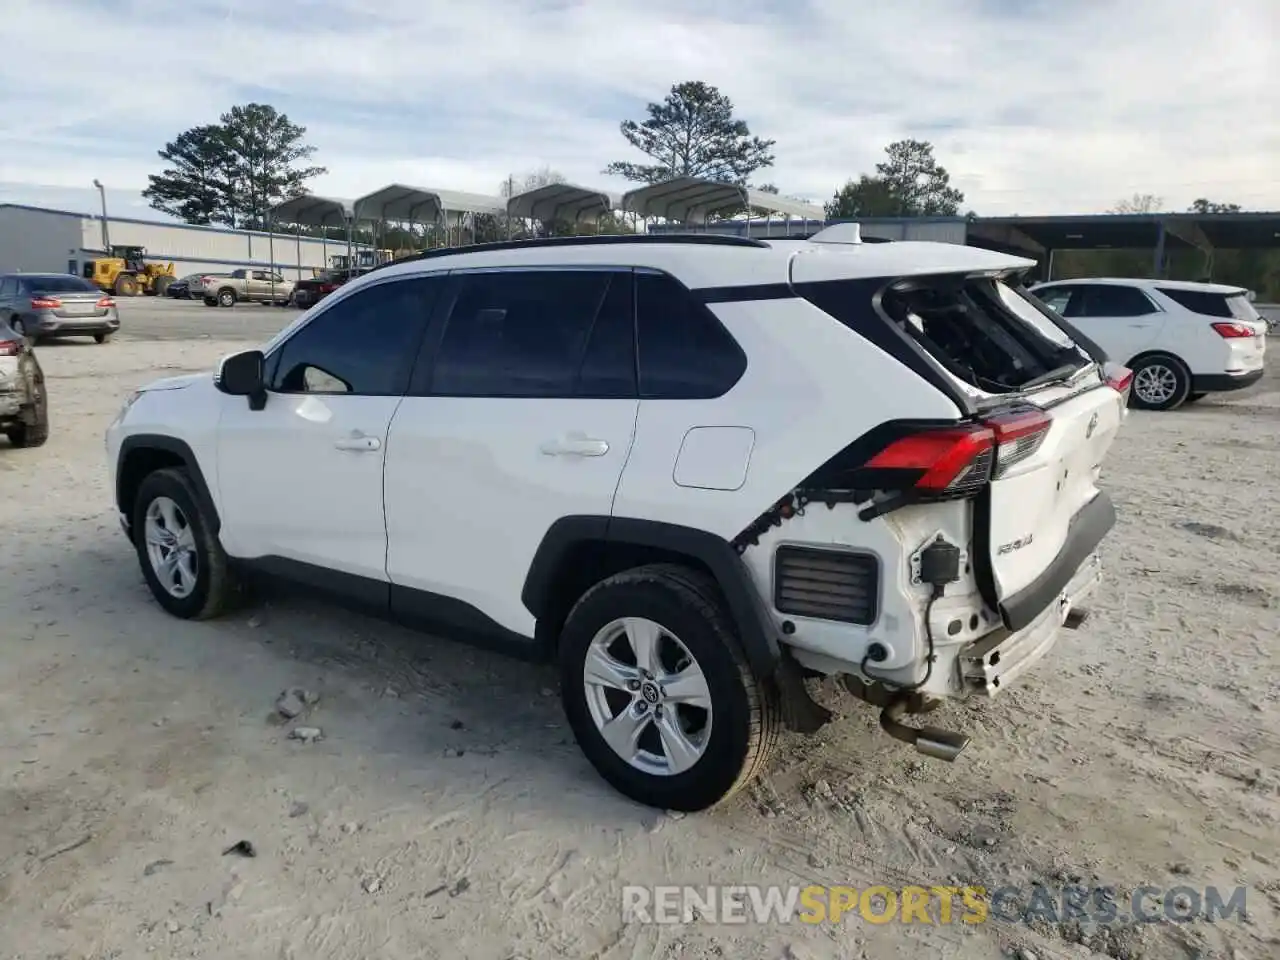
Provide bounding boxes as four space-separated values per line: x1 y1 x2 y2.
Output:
1 301 1277 959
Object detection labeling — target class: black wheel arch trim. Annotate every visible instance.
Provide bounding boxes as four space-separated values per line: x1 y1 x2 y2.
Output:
522 515 782 677
117 434 221 534
999 491 1116 631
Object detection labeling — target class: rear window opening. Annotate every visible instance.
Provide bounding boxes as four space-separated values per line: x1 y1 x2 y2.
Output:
879 276 1087 393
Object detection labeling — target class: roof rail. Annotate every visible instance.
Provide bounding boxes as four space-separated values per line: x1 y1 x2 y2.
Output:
369 232 770 271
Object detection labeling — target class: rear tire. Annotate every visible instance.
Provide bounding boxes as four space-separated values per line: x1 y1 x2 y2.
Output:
11 319 26 338
217 288 236 308
114 274 138 297
94 332 111 344
132 467 239 620
203 297 218 307
1129 354 1191 411
558 564 779 812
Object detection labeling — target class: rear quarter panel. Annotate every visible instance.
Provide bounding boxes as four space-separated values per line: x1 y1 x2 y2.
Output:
610 297 963 541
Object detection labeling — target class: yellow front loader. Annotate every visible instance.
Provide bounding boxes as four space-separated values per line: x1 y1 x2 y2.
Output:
84 245 177 297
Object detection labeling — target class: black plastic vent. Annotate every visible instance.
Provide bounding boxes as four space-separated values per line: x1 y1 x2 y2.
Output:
774 546 878 625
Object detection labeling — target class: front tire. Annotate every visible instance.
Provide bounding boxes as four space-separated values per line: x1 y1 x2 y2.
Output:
132 467 239 620
114 274 138 297
217 289 236 308
4 357 48 448
559 564 779 812
1129 354 1191 411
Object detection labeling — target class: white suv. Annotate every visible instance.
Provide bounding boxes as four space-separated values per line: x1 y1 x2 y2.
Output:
106 230 1130 811
1030 278 1267 410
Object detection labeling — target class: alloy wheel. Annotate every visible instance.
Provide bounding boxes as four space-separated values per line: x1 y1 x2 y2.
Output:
582 616 713 776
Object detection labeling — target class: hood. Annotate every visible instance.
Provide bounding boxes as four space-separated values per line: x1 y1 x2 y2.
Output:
141 372 208 392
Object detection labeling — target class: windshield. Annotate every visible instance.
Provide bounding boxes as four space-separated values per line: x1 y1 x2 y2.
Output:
24 275 98 293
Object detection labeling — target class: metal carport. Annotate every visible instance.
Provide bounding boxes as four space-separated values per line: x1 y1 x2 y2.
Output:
353 184 506 249
268 194 360 298
969 211 1280 280
621 177 826 236
506 182 620 234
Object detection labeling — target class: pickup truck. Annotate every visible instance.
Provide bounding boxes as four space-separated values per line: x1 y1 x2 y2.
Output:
197 269 295 308
291 267 372 309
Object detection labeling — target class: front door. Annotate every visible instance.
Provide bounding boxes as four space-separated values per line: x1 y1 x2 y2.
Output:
384 268 639 640
215 275 442 582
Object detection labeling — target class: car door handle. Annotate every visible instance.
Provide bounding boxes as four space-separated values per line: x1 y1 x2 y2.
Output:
334 432 381 452
540 437 610 457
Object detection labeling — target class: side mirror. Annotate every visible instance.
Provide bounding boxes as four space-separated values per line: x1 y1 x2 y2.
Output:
215 349 267 410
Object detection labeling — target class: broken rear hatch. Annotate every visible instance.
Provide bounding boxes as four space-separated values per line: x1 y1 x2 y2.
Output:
792 252 1127 631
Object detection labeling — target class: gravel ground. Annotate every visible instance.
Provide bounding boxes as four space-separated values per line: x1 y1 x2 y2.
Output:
1 309 1277 960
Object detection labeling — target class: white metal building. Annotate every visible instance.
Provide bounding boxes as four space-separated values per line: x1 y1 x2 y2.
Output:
0 203 368 282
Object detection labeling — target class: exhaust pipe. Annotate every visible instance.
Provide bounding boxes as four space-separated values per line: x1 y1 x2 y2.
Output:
879 699 970 762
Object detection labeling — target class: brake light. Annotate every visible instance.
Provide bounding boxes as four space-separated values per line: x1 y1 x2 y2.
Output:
319 283 337 294
1104 363 1133 396
865 424 995 494
96 296 115 308
31 297 61 309
1211 321 1255 339
987 408 1051 478
0 340 21 356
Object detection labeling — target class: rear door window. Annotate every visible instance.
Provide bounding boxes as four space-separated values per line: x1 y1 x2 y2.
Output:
1072 285 1157 318
426 269 632 399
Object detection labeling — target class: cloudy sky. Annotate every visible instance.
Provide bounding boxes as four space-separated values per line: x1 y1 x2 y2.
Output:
1 0 1276 221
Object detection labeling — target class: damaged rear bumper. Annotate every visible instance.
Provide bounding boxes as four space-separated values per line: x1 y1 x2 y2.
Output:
961 549 1103 695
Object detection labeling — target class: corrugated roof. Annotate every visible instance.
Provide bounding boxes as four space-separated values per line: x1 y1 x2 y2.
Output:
269 194 355 227
354 184 506 222
621 177 748 224
507 182 620 224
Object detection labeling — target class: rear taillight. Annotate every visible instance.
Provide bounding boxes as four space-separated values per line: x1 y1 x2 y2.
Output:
1104 363 1133 397
96 296 115 308
31 296 61 309
865 424 996 495
1211 321 1255 339
0 340 21 356
319 283 337 293
987 408 1051 478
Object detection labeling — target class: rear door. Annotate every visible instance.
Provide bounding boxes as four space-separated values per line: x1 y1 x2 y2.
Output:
1060 283 1165 365
384 267 639 641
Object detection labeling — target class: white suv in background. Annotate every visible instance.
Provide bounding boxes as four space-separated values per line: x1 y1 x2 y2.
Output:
107 230 1130 811
1030 278 1267 410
